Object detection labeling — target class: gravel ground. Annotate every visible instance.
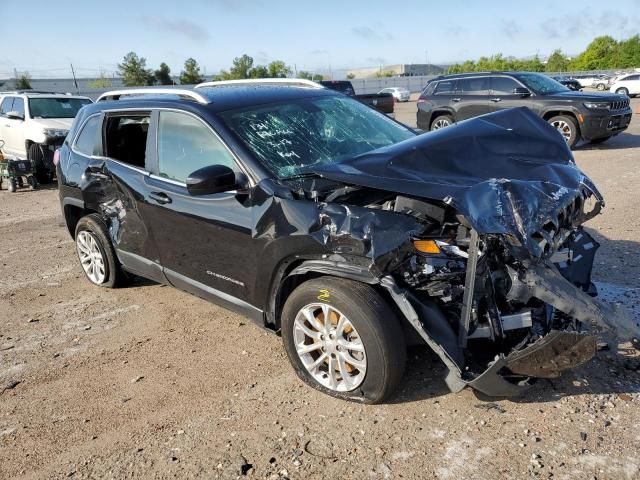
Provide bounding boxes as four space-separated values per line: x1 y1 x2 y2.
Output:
1 99 639 480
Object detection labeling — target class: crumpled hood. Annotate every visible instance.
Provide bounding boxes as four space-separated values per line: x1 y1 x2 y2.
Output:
313 107 603 254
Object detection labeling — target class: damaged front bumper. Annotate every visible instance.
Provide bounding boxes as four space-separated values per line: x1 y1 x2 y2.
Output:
380 230 639 397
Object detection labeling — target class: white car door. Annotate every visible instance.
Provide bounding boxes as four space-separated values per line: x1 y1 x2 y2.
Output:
628 75 640 94
0 96 22 156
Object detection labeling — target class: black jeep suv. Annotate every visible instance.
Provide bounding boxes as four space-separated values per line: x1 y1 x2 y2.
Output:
417 72 632 148
57 83 637 403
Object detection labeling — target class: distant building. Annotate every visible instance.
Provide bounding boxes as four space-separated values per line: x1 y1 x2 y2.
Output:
346 64 445 79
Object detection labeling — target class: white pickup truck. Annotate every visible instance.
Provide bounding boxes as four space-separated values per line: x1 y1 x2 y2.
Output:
0 91 92 182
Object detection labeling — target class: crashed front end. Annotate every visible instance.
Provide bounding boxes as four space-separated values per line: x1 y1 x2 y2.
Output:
308 107 639 396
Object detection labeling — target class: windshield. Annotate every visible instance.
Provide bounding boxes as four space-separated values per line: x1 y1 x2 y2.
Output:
220 95 414 179
28 97 92 119
514 73 569 95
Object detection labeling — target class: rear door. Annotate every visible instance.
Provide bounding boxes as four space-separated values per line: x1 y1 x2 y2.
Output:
77 110 165 282
141 109 260 315
454 77 491 120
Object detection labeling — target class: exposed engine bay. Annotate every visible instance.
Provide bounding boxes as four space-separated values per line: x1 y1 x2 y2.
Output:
280 108 640 396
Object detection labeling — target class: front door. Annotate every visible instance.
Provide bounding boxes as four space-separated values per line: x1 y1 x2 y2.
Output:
142 110 260 316
487 76 537 114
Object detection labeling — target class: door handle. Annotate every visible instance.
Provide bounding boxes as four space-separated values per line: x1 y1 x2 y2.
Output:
491 97 502 102
452 98 461 102
149 191 172 205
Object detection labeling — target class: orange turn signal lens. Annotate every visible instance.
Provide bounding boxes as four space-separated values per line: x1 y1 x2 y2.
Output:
413 239 441 254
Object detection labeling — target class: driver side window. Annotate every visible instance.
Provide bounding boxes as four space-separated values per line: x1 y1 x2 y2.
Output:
157 111 237 183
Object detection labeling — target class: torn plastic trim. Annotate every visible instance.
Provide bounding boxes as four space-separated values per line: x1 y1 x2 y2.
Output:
380 275 466 393
513 261 640 343
288 259 379 285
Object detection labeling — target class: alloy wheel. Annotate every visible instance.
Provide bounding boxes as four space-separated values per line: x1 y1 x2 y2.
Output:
76 231 106 284
293 303 367 392
432 118 451 130
550 119 573 143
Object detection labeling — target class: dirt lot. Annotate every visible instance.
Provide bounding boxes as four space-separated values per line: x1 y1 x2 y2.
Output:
1 100 640 480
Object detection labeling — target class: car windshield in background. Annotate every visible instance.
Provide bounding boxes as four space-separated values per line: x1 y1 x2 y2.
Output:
28 97 92 119
220 96 415 179
514 73 569 94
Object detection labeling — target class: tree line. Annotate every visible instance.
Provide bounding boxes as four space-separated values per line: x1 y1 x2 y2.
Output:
114 52 324 87
448 35 640 74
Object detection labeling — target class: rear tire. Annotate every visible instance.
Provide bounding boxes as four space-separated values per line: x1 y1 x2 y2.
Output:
430 114 454 131
28 144 53 184
596 83 605 91
615 87 629 96
281 277 406 404
548 115 580 149
75 214 126 288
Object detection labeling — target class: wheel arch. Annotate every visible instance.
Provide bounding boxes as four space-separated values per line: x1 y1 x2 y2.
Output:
267 258 379 332
429 109 455 125
62 198 99 238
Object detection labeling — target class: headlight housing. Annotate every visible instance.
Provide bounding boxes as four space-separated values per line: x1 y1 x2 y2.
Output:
583 102 611 110
42 128 69 138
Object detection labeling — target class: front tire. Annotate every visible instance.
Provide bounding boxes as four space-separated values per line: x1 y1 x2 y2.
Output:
430 114 454 131
615 87 629 96
281 277 406 404
28 144 53 184
75 214 125 288
548 115 580 149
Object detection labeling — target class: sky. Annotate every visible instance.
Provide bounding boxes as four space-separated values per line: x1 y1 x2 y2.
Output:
1 0 639 78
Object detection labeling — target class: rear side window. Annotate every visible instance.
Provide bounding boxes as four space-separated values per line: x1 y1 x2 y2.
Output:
74 115 102 156
491 76 521 94
457 77 489 94
104 114 150 169
0 97 14 115
157 111 237 183
434 80 456 94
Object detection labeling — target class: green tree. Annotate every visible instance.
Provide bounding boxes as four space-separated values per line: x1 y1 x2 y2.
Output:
218 54 255 80
16 73 32 89
617 35 640 68
346 73 355 79
266 60 291 78
375 70 394 78
249 65 269 78
179 58 204 85
88 73 112 88
570 36 619 70
118 52 155 86
545 49 569 72
155 63 173 85
298 71 324 81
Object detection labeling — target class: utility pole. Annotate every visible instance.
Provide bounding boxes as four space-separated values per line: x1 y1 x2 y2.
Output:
70 63 79 93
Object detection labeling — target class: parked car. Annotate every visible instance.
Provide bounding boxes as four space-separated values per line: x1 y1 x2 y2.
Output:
378 87 411 102
592 76 612 91
417 72 632 148
56 82 637 403
0 91 92 183
609 73 640 97
552 76 582 91
320 80 394 115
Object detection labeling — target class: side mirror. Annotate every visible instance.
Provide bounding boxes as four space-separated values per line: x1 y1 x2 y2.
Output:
186 164 237 196
513 87 531 97
6 111 24 120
